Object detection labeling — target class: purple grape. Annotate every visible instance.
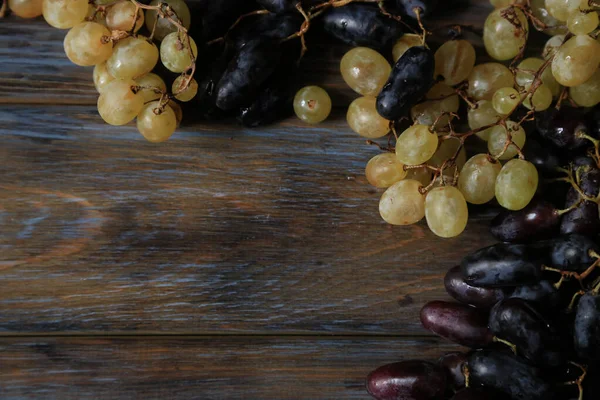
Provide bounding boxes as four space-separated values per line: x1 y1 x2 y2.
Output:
366 360 446 400
509 280 561 308
437 352 467 391
536 107 591 151
490 198 560 243
444 266 505 309
561 188 600 237
574 291 600 360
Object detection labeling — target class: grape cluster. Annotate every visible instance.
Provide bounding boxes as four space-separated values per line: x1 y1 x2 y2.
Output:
367 232 600 400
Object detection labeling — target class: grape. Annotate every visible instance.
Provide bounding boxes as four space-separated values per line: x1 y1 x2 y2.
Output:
561 190 600 236
160 32 198 73
428 139 467 173
93 62 114 94
86 4 106 26
529 0 567 35
396 0 439 18
425 186 469 238
107 36 158 80
484 7 529 61
97 79 144 126
574 292 600 360
467 63 514 101
490 298 564 366
491 198 560 242
495 159 538 210
379 179 425 225
522 84 553 111
8 0 43 18
172 76 198 102
411 95 460 130
135 73 167 103
347 96 390 139
515 57 561 97
542 34 565 59
492 87 520 115
63 22 112 67
434 40 475 86
106 1 145 33
522 138 561 176
567 10 599 35
366 361 447 400
293 86 331 124
444 265 505 309
420 301 492 346
543 233 600 270
552 34 600 87
145 0 191 41
546 0 582 21
365 153 407 188
458 154 502 205
509 280 561 307
570 69 600 107
340 47 391 97
487 121 526 160
437 352 468 391
405 167 432 187
395 124 438 166
42 0 88 29
392 33 422 62
536 106 590 150
167 100 183 128
467 100 503 141
137 101 177 143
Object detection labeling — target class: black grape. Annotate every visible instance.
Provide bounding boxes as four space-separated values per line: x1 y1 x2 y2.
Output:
536 107 591 151
574 291 600 360
199 0 256 40
366 360 446 400
538 233 600 271
444 266 505 309
322 4 403 49
396 0 438 19
509 280 561 308
256 0 299 13
231 13 303 50
523 138 561 176
437 352 467 391
560 188 600 237
490 198 560 243
376 46 434 121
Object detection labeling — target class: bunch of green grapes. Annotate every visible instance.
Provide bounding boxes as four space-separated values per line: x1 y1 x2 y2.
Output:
9 0 198 143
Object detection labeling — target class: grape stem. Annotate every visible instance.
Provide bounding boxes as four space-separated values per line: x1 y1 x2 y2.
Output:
461 363 470 388
562 361 588 400
568 290 586 312
492 336 518 355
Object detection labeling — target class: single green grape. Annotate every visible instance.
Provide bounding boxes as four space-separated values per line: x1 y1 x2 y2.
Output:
347 96 390 138
93 62 114 93
160 32 198 73
43 0 88 29
405 167 433 187
495 159 539 210
570 69 600 107
379 179 426 225
483 7 529 61
9 0 43 18
135 73 167 103
172 76 198 102
467 100 503 141
492 87 520 115
293 86 332 124
551 35 600 87
365 153 407 188
137 101 177 143
145 0 191 41
467 63 515 101
395 124 439 166
529 0 568 35
434 40 476 86
392 34 422 62
487 121 526 160
425 186 469 238
107 36 159 79
340 47 391 96
97 79 144 126
106 1 144 32
515 57 561 97
458 154 502 204
523 84 553 111
567 11 599 35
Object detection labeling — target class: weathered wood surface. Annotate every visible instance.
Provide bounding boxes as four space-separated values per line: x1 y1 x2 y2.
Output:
0 336 460 399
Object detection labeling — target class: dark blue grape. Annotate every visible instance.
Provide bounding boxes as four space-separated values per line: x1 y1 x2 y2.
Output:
560 188 600 237
396 0 438 19
574 291 600 360
437 352 467 391
490 198 560 243
523 138 561 176
256 0 299 13
366 360 446 400
535 234 600 271
509 280 561 308
231 13 303 50
444 266 505 309
536 107 591 151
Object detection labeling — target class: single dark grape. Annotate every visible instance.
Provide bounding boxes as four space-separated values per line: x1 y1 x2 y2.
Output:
560 188 600 237
468 350 555 400
536 107 591 151
523 138 561 176
420 301 493 348
451 388 504 400
396 0 438 19
376 46 434 120
535 233 600 271
461 243 542 288
322 4 403 49
490 198 560 243
574 291 600 360
444 266 505 309
437 352 467 391
366 360 446 400
509 280 561 308
256 0 299 13
230 13 303 50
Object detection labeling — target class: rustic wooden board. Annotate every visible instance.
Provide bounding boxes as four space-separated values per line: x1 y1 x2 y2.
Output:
0 336 460 399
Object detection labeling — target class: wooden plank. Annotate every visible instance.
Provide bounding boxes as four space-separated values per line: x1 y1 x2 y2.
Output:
0 105 497 334
0 1 492 105
0 336 460 399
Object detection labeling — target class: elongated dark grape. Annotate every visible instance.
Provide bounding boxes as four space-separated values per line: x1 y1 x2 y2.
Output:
489 298 565 366
536 107 591 151
420 301 493 348
231 13 303 50
451 388 504 400
256 0 298 13
437 352 467 391
215 39 281 111
523 138 561 176
509 280 561 308
322 4 403 49
490 198 560 243
468 350 554 400
396 0 438 19
444 266 505 309
574 291 600 360
366 360 446 400
377 46 434 120
461 243 542 288
560 188 600 237
538 233 600 271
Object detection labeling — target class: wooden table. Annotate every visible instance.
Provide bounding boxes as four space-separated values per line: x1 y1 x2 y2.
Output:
0 1 497 398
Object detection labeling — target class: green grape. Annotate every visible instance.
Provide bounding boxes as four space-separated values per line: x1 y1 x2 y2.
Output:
523 84 553 111
145 0 191 41
137 101 177 143
458 154 502 204
340 47 391 96
293 86 332 124
570 69 600 107
426 82 455 100
487 121 526 160
135 73 167 103
529 0 568 35
347 96 390 138
63 22 112 67
552 35 600 87
106 1 145 32
93 62 114 93
468 100 503 141
515 57 561 97
428 139 467 171
405 167 433 186
467 63 514 101
42 0 88 29
492 87 520 115
8 0 43 18
379 179 426 225
425 186 468 238
543 34 566 59
365 153 407 188
97 79 144 126
86 4 106 25
172 76 198 102
395 124 439 166
160 32 198 73
484 7 529 61
167 100 183 128
545 0 581 21
495 159 539 210
434 40 476 86
567 10 599 35
107 36 158 79
392 34 422 62
411 94 460 130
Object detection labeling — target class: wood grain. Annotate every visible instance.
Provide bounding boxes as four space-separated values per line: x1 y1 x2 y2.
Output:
0 336 460 399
